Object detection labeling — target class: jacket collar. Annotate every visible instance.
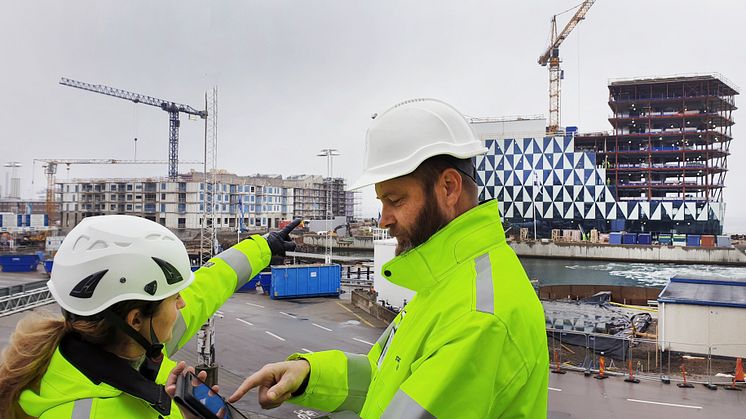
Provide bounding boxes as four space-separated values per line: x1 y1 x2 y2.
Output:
59 333 172 416
381 199 505 293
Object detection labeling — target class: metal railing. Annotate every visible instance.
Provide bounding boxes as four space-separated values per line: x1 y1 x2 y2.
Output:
0 280 55 317
548 328 746 388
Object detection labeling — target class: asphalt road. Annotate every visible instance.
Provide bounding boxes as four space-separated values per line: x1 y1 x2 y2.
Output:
548 369 746 418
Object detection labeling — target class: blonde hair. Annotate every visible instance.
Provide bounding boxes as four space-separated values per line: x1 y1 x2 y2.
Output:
0 299 161 418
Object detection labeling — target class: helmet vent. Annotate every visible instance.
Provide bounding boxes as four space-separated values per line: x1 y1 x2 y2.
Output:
114 242 132 247
152 257 184 285
88 240 108 250
145 234 162 241
69 269 109 299
143 280 158 296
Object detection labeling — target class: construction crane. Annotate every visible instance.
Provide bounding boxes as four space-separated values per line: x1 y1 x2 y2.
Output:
538 0 596 135
59 78 208 179
34 159 201 228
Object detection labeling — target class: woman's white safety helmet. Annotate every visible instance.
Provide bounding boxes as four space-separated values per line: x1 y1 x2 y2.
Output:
48 215 194 316
349 98 487 190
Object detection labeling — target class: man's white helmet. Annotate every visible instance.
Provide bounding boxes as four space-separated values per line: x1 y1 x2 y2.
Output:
48 215 194 316
349 98 487 190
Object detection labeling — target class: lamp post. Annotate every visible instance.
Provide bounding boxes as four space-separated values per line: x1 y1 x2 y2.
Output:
317 149 340 264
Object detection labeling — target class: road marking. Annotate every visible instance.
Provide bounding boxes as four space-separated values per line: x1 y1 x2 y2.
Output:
626 399 702 410
353 338 374 346
313 323 333 332
279 311 296 319
216 310 224 315
301 348 312 353
548 387 562 392
335 302 375 328
265 331 286 342
246 302 265 308
236 318 254 326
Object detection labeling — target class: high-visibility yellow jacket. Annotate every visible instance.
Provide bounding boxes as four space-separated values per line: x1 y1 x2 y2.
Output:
19 236 271 418
289 200 548 418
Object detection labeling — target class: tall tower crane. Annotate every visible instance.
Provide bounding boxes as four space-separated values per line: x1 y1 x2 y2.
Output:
59 78 208 179
538 1 596 135
34 158 201 228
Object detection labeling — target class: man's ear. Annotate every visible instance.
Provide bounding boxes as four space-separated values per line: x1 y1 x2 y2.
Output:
126 308 144 332
440 168 463 209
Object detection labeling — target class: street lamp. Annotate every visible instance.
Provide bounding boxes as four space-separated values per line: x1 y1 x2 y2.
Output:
317 149 340 264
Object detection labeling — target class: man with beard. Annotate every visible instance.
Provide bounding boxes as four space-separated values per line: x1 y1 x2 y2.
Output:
229 99 548 418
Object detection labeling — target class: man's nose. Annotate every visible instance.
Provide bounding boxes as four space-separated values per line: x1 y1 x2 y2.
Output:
379 210 395 229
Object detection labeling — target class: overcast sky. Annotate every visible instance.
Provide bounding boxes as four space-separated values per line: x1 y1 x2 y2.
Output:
2 1 745 232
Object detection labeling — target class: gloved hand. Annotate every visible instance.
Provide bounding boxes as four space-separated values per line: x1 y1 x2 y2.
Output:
263 219 302 259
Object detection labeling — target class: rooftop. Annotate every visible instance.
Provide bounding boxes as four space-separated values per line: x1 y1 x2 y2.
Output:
658 275 746 309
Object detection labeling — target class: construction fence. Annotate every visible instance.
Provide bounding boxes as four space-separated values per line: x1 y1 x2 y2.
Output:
547 328 746 389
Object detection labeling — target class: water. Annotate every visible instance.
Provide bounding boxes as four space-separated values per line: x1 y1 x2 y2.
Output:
519 257 746 288
329 248 746 289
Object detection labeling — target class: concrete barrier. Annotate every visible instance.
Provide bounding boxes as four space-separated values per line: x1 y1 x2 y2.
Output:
510 241 746 266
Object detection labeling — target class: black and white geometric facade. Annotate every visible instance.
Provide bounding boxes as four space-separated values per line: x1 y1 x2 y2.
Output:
476 135 724 225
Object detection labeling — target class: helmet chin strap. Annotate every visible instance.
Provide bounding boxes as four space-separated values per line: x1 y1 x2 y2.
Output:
103 310 164 361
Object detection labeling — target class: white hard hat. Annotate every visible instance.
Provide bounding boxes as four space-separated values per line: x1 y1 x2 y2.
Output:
48 215 194 316
349 98 487 190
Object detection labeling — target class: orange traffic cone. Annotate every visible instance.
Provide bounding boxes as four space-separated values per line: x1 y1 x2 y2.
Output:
595 355 608 380
677 364 694 388
735 358 744 382
624 359 640 384
551 348 566 375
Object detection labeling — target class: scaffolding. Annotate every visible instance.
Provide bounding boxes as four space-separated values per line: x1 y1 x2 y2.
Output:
575 74 738 233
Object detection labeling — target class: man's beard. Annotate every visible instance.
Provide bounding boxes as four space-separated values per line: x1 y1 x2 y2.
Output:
392 187 450 256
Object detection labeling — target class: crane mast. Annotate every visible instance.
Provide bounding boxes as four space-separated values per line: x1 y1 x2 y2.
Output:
537 1 595 135
59 78 207 179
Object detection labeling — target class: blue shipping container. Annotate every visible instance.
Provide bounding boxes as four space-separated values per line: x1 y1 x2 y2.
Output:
622 233 637 245
44 259 54 274
609 232 623 245
259 272 272 295
658 234 673 245
0 255 39 272
687 234 701 247
716 235 731 248
270 264 341 299
637 233 652 245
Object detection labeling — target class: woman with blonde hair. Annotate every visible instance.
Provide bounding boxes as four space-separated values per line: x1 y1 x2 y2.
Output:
0 215 297 418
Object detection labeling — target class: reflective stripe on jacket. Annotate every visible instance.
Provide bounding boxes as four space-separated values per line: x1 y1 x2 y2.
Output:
290 200 549 418
18 235 271 418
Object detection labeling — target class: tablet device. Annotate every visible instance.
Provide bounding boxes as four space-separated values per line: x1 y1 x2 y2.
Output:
174 371 248 419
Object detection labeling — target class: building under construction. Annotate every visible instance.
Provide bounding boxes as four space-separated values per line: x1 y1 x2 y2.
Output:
575 74 737 234
475 74 738 236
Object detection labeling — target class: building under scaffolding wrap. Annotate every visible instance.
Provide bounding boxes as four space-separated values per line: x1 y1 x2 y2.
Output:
474 73 738 236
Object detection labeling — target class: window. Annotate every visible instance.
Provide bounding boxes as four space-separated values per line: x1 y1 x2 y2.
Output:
178 203 186 213
160 204 166 212
127 184 133 191
250 186 255 193
127 194 132 200
135 184 142 190
126 204 133 211
161 193 166 200
111 195 116 200
135 205 142 210
135 195 142 200
110 185 117 191
161 182 167 190
75 185 79 192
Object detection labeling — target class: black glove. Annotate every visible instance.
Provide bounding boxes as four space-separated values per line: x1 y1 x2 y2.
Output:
263 218 302 258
